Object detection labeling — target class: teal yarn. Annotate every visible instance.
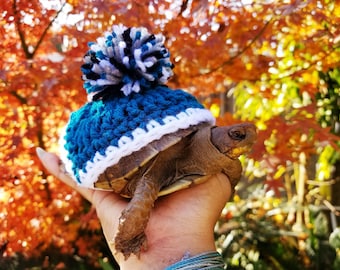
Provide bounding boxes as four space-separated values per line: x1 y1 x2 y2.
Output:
60 25 215 188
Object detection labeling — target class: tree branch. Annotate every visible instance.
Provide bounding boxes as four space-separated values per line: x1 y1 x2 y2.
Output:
192 19 272 77
10 90 27 104
12 0 30 58
31 2 67 58
12 0 67 59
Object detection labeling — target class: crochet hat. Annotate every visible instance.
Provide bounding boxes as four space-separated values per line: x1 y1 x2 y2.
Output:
60 25 215 188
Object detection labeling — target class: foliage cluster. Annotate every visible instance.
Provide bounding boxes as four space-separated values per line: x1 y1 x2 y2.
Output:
215 181 340 269
0 0 339 269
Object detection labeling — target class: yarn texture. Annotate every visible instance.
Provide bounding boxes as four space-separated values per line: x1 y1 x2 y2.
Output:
81 24 173 100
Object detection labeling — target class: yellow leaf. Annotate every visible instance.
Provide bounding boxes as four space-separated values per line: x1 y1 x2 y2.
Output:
210 103 220 117
273 165 286 179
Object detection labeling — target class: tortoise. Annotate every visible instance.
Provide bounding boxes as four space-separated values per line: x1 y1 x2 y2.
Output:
94 121 257 259
59 25 257 259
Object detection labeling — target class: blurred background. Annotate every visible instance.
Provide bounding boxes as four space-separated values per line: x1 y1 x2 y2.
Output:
0 0 339 269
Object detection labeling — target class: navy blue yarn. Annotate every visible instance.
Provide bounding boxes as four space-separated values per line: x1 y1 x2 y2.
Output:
81 27 173 95
64 85 205 182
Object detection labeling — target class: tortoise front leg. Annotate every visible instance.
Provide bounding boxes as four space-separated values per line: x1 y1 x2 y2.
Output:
114 147 180 259
114 173 160 259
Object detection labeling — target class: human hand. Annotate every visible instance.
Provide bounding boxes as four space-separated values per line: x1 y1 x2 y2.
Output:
37 148 231 270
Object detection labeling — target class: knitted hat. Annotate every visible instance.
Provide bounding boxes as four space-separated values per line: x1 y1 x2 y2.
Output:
60 25 215 188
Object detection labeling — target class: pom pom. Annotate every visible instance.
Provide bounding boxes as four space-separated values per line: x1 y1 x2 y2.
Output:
81 25 174 101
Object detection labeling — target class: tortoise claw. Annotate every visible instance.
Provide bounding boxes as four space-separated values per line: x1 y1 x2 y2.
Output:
115 232 147 259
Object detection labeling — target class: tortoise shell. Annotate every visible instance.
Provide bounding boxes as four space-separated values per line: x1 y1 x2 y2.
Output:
94 124 203 195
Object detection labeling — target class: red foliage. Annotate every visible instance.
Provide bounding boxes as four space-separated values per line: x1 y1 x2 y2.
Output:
0 0 338 263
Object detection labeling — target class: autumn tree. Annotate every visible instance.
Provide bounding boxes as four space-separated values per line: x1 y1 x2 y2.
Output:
0 0 339 268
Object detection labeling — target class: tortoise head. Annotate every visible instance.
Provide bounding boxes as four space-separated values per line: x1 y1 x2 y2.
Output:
211 123 257 159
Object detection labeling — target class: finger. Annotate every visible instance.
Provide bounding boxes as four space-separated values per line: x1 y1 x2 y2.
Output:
36 147 94 202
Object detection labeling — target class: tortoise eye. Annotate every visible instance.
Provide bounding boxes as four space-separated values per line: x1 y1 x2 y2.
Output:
228 129 246 141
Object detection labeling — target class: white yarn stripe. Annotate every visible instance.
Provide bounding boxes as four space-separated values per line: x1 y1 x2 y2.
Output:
59 108 215 188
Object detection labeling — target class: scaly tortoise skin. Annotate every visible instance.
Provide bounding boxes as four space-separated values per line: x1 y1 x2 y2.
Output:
94 122 257 259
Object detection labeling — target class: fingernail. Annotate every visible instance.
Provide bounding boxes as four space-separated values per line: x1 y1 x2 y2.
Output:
36 147 46 159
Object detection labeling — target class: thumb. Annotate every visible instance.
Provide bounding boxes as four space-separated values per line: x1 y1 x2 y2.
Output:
36 147 94 202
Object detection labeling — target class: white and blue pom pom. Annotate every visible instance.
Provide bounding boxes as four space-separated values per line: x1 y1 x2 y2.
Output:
81 25 174 101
